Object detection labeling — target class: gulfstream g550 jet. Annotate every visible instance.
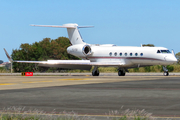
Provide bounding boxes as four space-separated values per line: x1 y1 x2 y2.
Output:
4 23 177 76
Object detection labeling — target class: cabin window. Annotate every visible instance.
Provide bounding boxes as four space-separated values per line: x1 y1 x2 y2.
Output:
140 53 143 56
109 52 112 56
135 53 138 56
130 53 132 56
125 53 127 56
114 52 117 56
119 53 122 56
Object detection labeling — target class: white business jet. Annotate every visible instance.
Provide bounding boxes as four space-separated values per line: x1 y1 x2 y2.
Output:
4 23 177 76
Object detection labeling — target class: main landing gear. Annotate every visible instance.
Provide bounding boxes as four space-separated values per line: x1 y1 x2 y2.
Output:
92 66 127 76
118 70 126 76
92 66 99 76
92 70 99 76
163 66 169 76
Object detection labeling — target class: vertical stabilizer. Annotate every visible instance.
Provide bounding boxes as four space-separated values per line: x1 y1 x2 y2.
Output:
63 24 85 45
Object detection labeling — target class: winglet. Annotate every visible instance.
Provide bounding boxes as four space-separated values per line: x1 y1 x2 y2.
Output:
3 48 13 62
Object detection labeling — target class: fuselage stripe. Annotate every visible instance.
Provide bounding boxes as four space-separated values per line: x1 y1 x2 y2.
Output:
87 57 163 61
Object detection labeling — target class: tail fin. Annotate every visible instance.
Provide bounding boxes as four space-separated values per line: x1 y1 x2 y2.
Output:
3 48 13 62
31 24 93 45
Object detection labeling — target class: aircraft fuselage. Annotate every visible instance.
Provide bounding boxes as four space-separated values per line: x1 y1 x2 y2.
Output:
67 45 177 68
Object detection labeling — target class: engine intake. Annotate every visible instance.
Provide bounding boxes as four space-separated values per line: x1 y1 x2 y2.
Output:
82 45 92 56
67 44 92 58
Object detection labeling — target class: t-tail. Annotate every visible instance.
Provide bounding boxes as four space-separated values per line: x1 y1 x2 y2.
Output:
31 23 93 45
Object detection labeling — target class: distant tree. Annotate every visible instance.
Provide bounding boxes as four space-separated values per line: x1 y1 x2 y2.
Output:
11 37 79 72
175 52 180 64
142 44 155 47
0 60 3 64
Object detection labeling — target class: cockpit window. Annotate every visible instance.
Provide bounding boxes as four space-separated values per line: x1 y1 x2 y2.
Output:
157 50 171 53
157 50 161 53
160 50 171 53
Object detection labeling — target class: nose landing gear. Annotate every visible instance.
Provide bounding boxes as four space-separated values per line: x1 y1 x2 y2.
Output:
163 72 169 76
163 66 169 76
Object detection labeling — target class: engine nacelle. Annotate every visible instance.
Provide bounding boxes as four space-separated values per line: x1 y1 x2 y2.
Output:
67 44 92 57
82 45 92 56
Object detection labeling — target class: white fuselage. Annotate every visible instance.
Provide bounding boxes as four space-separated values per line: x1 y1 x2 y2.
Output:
67 44 177 68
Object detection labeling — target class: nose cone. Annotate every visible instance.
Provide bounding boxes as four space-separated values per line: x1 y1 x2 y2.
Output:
172 57 178 64
165 56 177 64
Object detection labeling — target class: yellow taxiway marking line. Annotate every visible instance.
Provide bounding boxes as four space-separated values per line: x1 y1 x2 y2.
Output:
22 81 53 83
59 78 91 81
0 83 15 85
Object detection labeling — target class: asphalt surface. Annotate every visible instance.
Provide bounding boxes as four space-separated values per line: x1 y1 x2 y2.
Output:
0 75 180 119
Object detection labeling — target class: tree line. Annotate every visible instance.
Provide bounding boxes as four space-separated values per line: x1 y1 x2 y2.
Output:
11 37 79 72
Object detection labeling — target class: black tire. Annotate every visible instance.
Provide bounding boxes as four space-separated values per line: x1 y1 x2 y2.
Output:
118 70 126 76
163 72 169 76
122 72 126 76
92 70 99 76
92 71 96 76
118 70 122 76
96 70 99 76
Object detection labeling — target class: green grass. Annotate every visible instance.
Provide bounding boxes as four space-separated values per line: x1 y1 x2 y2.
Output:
0 106 177 120
108 109 155 120
0 67 9 73
0 107 91 120
129 64 180 73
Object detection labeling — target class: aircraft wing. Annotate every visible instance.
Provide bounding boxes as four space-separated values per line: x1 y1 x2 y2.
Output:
13 60 125 70
14 60 125 65
4 48 125 70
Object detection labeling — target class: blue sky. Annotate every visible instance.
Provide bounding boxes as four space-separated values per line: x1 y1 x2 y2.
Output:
1 0 180 62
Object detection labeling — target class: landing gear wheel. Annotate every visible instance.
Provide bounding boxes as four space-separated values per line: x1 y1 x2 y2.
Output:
118 70 125 76
163 72 169 76
92 70 99 76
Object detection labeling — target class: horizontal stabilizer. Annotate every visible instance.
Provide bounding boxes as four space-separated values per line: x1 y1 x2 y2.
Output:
30 24 94 28
30 24 76 28
78 26 94 28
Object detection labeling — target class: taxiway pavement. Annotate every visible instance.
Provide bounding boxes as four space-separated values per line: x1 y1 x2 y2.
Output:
0 75 180 119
